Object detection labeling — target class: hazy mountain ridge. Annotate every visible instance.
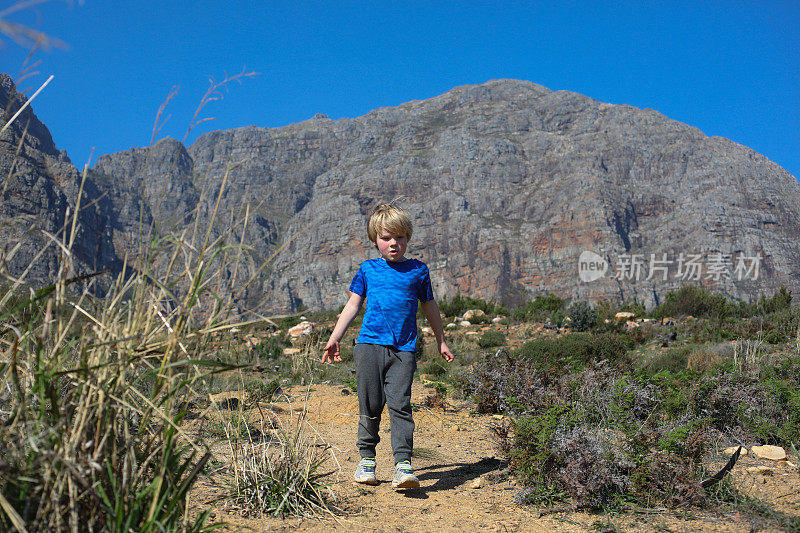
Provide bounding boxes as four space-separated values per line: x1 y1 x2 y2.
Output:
2 75 799 311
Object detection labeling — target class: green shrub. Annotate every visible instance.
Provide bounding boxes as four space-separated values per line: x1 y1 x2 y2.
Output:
757 286 792 315
276 315 302 330
657 418 709 457
645 370 693 417
635 346 685 374
438 293 498 318
654 285 733 319
466 312 490 324
517 332 633 372
750 377 800 444
567 301 597 332
763 330 787 344
254 335 290 360
508 406 575 492
478 330 507 348
654 285 795 322
760 307 800 343
512 293 565 321
547 309 565 328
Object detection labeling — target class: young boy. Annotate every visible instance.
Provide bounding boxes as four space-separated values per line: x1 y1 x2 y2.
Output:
322 203 454 489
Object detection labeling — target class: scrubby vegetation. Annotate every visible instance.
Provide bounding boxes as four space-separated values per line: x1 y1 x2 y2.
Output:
566 301 597 332
477 329 506 348
512 293 565 319
453 285 800 525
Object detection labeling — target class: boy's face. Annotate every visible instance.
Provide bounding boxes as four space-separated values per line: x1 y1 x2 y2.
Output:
375 227 408 262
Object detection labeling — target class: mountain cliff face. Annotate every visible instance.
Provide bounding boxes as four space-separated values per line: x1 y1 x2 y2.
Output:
0 74 120 287
3 75 799 311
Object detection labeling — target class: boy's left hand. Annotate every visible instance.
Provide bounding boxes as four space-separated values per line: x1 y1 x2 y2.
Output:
439 341 454 362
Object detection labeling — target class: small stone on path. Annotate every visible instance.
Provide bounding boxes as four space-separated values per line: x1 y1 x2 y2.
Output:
471 477 484 489
724 446 748 456
752 445 787 461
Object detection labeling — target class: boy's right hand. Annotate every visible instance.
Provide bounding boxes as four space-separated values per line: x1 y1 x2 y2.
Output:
322 340 342 363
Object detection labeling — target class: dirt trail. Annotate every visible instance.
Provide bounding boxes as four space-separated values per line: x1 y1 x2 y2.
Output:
191 382 800 532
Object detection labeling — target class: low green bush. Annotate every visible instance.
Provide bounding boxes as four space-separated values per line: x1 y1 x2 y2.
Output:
438 293 498 318
517 332 634 372
635 347 690 374
512 293 565 321
254 335 291 360
466 312 490 324
506 405 575 500
478 330 506 348
654 285 794 321
653 285 733 319
567 301 597 332
757 286 792 315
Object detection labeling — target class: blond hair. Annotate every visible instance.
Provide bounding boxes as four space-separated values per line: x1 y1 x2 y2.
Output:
367 203 413 244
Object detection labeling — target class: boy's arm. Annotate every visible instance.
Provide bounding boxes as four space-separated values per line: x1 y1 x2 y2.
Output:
322 292 364 363
420 299 454 362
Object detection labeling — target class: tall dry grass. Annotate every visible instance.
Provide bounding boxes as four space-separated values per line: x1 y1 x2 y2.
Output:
0 125 323 533
0 156 258 530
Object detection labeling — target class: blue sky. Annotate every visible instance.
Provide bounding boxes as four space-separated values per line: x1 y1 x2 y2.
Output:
2 1 798 178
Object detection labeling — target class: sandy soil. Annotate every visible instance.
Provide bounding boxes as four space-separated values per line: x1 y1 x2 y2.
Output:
188 382 800 532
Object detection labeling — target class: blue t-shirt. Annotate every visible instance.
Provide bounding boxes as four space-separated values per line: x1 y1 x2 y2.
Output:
349 258 434 352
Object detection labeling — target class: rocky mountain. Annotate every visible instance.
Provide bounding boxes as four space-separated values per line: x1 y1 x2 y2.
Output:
0 74 120 290
3 75 799 312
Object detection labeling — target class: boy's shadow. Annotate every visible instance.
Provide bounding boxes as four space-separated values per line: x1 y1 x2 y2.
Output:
397 457 504 499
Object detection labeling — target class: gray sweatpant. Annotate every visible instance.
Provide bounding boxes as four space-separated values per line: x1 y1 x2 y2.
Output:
354 343 416 463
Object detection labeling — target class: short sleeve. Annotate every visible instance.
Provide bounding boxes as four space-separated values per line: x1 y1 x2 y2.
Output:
417 264 434 302
349 264 366 296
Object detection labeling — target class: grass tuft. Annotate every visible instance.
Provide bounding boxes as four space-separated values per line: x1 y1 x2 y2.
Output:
226 399 338 518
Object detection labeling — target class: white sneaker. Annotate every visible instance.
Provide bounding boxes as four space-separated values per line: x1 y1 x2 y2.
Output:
354 458 378 485
392 460 420 489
